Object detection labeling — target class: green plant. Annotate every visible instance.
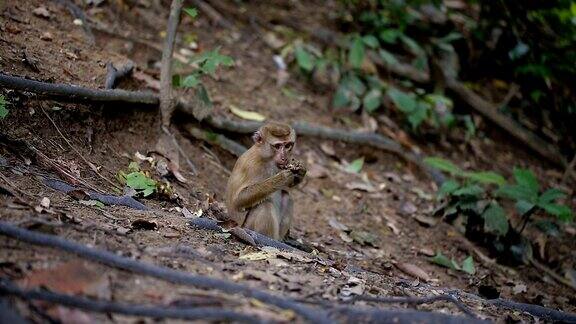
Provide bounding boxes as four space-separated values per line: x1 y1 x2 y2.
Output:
117 162 157 197
0 95 8 119
430 252 475 275
172 7 234 107
496 168 573 222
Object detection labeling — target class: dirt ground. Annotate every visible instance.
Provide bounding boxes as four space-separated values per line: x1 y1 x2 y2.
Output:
1 0 575 323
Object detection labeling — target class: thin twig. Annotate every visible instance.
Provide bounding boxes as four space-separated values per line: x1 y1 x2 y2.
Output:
530 259 576 292
191 0 234 29
0 278 261 323
41 108 121 192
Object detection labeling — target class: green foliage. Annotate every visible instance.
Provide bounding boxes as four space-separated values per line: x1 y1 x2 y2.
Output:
345 157 364 173
349 36 365 68
125 172 157 197
183 7 198 18
295 45 315 72
496 168 573 221
174 8 233 109
482 202 509 236
430 252 475 275
0 95 8 119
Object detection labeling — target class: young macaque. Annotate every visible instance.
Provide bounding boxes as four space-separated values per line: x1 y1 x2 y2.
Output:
225 122 306 240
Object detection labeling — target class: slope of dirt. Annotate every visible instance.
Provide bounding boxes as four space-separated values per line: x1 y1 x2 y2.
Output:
1 0 575 323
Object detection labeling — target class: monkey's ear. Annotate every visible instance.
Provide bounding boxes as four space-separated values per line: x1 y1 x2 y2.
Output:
252 131 263 144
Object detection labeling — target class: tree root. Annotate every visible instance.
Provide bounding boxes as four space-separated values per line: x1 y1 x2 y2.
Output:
0 73 442 184
183 124 247 157
353 294 477 318
189 217 298 251
0 278 262 323
0 220 331 324
105 61 134 90
487 298 576 322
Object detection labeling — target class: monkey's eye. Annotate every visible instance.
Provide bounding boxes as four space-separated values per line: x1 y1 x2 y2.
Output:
285 143 293 150
273 143 282 150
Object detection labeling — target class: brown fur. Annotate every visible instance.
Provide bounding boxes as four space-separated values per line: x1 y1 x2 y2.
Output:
224 122 301 240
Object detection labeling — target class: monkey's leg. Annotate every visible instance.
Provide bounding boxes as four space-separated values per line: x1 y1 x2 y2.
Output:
243 202 281 240
277 190 293 239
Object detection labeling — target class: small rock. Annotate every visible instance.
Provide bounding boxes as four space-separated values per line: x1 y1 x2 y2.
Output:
400 201 418 215
73 18 83 26
40 197 50 209
40 32 53 41
33 6 51 19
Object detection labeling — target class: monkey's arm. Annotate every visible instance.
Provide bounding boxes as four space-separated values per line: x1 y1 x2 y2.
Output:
233 170 294 210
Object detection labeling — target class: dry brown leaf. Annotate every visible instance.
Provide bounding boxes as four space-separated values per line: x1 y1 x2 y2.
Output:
328 217 349 231
395 262 431 282
320 142 336 157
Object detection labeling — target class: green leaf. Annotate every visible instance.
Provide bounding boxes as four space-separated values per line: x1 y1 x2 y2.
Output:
333 86 351 108
537 188 566 205
540 203 573 222
0 95 8 119
481 202 509 236
387 88 417 113
515 200 535 215
362 88 382 112
379 29 400 44
346 157 364 174
400 35 425 56
453 185 484 197
423 157 463 175
513 168 539 193
464 171 506 186
430 252 460 270
183 8 198 18
461 256 476 275
438 179 460 198
378 49 400 66
407 103 428 129
125 172 156 197
197 48 234 76
182 74 200 88
196 84 212 107
496 184 537 202
295 45 315 72
347 75 366 95
128 161 140 172
349 36 365 69
362 35 379 48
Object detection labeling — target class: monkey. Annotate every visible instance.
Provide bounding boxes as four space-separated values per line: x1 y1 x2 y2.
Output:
224 121 306 240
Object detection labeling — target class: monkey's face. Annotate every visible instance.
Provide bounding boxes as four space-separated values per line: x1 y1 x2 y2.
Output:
270 140 294 168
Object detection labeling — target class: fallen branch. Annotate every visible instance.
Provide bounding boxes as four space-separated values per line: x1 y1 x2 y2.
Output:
0 221 331 323
203 117 445 184
446 79 565 166
192 0 234 29
0 73 442 184
0 74 157 104
0 278 261 323
105 61 135 89
487 298 576 322
354 294 477 318
184 124 247 157
44 178 148 210
189 217 298 251
328 307 485 324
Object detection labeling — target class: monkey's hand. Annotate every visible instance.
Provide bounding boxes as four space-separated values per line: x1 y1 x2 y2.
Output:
283 159 306 187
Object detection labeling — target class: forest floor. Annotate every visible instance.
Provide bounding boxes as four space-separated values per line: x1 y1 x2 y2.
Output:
0 0 575 323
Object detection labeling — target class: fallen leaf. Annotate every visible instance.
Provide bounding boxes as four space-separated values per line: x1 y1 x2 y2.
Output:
230 105 266 121
400 201 418 215
20 260 110 298
339 231 353 243
413 214 438 227
320 142 336 157
345 181 377 192
307 164 328 178
239 251 274 261
349 230 378 247
340 276 366 298
182 207 201 219
512 283 527 294
32 6 51 19
418 248 435 257
328 217 349 231
40 197 50 209
396 262 431 282
40 32 53 41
